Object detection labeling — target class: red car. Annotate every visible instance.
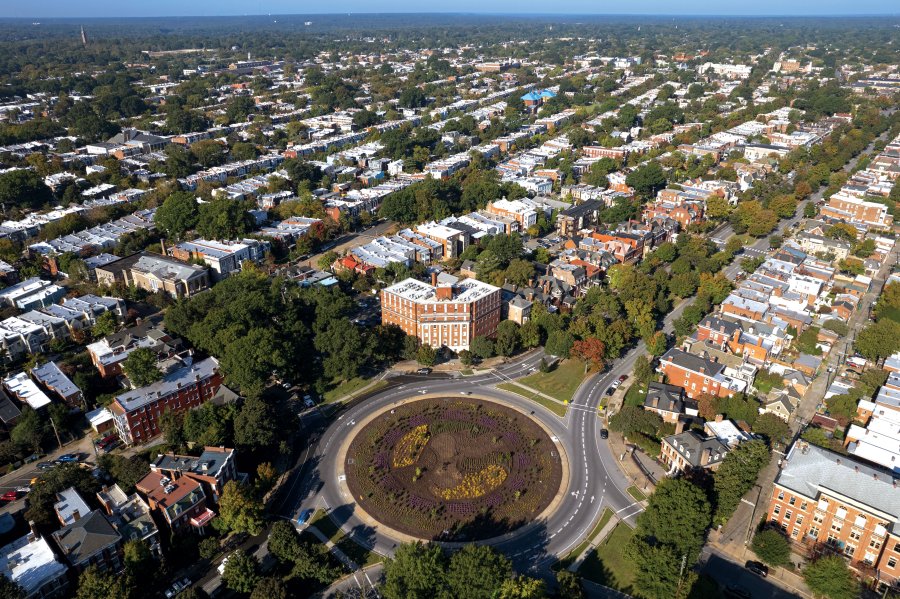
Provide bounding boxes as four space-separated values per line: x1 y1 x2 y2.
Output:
1 491 18 502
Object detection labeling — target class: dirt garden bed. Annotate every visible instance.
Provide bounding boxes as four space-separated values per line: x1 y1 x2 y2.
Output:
345 397 562 541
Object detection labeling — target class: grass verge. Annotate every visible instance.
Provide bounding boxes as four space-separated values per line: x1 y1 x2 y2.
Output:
514 359 587 403
323 377 389 404
577 523 637 592
626 485 647 502
552 508 614 571
497 383 568 417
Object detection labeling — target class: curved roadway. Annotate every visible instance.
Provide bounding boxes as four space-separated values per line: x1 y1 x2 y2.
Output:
288 350 643 575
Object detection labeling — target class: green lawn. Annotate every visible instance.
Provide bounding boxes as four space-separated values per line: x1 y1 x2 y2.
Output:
626 485 647 502
553 508 614 571
623 382 647 408
309 510 342 542
335 536 384 568
515 359 587 403
578 523 637 592
322 377 389 404
497 383 568 417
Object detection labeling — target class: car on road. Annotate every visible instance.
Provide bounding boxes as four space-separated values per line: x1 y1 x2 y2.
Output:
605 387 615 396
165 577 191 598
617 374 628 383
15 486 30 494
217 554 231 575
415 368 432 375
302 395 316 408
1 491 18 502
459 391 472 395
600 429 609 439
297 509 314 525
37 462 55 471
745 560 768 577
55 454 79 464
724 584 752 599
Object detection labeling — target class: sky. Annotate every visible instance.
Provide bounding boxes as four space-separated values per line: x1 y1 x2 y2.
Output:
5 0 898 18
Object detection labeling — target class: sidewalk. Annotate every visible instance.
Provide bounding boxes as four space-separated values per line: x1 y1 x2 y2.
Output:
605 430 659 495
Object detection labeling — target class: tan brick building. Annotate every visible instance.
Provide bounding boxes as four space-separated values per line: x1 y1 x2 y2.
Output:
96 252 209 298
381 275 501 351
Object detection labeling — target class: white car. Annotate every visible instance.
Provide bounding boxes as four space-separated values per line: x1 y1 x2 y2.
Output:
217 554 231 576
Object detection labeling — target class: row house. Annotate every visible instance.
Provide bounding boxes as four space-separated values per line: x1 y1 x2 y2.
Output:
485 199 538 229
150 446 238 504
86 316 185 378
168 238 269 281
642 191 706 229
97 485 160 554
643 382 698 424
658 348 742 399
588 230 643 264
136 471 214 532
556 200 603 238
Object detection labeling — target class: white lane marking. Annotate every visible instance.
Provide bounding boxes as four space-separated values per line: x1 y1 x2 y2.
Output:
615 501 640 514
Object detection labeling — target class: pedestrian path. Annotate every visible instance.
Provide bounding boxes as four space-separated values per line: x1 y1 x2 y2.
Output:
306 524 360 571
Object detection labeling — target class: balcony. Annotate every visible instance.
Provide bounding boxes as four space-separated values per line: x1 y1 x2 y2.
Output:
190 508 215 528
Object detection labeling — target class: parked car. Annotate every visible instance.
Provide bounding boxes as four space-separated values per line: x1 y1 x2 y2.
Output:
96 434 117 450
415 368 432 375
37 462 55 471
618 374 628 383
297 509 314 525
605 387 615 396
303 395 316 408
217 554 232 575
600 429 609 440
15 486 30 494
55 454 79 464
745 560 768 578
1 491 18 502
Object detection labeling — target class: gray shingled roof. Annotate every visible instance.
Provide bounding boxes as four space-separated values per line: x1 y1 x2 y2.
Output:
777 443 900 529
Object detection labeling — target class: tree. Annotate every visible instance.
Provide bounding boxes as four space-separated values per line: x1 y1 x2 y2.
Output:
713 440 770 523
11 406 47 453
218 481 264 535
268 520 339 583
196 198 255 240
627 537 683 599
645 331 668 357
234 397 278 449
626 162 667 198
446 545 512 599
222 549 260 594
803 555 859 599
636 478 711 559
751 529 791 568
0 576 23 599
571 338 606 370
317 251 338 271
122 347 162 387
97 454 150 493
191 139 226 167
416 345 437 367
382 542 446 599
856 319 900 363
495 321 520 357
555 571 584 599
471 336 495 360
0 169 54 210
76 566 127 599
123 539 155 588
519 320 541 349
251 578 287 599
752 413 790 448
495 576 546 599
155 192 199 240
544 330 574 358
161 143 195 178
634 354 653 384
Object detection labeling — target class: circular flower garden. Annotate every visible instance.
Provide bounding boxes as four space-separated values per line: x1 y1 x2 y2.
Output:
345 398 563 541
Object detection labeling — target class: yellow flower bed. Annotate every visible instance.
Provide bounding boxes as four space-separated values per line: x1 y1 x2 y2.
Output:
436 464 508 500
392 425 429 468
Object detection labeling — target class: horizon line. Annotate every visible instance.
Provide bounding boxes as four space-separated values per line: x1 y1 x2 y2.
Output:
5 12 900 20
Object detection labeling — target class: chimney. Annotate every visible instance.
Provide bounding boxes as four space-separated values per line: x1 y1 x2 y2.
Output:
160 239 167 255
27 521 38 542
72 510 80 522
431 271 438 287
701 447 712 465
652 397 659 408
675 420 685 434
715 414 723 423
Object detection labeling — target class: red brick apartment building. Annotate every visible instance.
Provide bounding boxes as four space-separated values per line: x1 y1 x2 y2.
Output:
820 192 892 230
767 442 900 591
109 357 222 445
381 275 501 352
